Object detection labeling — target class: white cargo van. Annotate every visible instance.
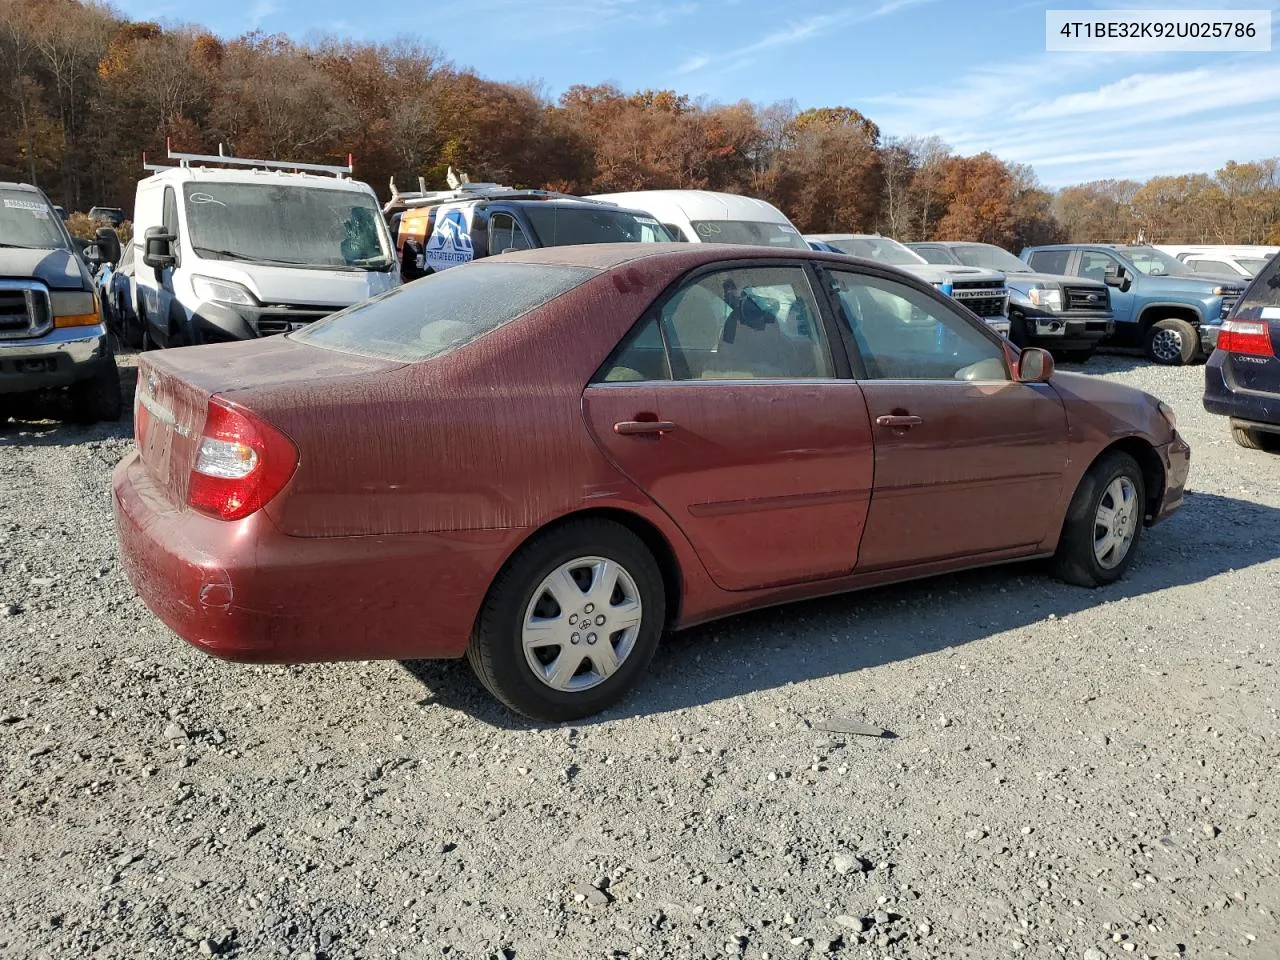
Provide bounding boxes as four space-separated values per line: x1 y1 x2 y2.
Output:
1154 245 1278 280
133 146 400 347
586 190 809 250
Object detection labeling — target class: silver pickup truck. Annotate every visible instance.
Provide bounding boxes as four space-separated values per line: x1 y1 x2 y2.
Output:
1 182 121 423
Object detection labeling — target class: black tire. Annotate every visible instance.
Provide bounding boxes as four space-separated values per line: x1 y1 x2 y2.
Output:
68 357 123 424
1055 347 1094 364
1143 317 1198 365
467 519 666 722
1232 424 1280 453
120 297 143 349
1052 450 1146 588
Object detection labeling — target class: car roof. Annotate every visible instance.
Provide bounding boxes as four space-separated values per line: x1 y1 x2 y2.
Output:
805 233 887 241
141 166 375 195
0 182 43 194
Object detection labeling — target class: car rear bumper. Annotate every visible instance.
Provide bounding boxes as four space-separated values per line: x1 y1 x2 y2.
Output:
112 451 518 663
1153 431 1190 524
0 324 111 394
1203 352 1280 427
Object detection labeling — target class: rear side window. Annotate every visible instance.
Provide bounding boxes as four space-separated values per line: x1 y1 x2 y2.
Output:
294 261 597 362
1027 249 1070 274
1233 254 1280 320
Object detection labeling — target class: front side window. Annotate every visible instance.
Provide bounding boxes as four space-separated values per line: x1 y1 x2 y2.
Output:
294 261 597 362
183 183 393 271
488 212 532 254
829 270 1009 381
0 189 67 250
1188 258 1236 276
688 220 809 250
1237 258 1267 275
1078 251 1117 283
1028 250 1071 274
597 266 834 382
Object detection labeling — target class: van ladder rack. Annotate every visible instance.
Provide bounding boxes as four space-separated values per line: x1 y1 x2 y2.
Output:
143 140 353 178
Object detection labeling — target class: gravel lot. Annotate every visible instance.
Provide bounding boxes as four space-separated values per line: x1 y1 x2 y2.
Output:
2 350 1278 960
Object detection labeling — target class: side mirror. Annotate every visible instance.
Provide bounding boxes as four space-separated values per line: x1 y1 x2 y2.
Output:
94 226 121 266
1016 346 1055 383
82 243 103 266
142 226 176 272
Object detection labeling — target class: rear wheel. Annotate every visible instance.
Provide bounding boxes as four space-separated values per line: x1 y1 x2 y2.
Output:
1232 423 1280 453
1052 450 1146 587
1143 318 1198 365
69 357 123 424
467 519 665 722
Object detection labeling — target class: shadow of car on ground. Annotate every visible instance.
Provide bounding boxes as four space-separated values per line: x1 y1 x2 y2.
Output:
401 489 1280 728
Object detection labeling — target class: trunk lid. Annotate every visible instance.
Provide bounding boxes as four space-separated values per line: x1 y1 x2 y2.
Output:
133 336 402 506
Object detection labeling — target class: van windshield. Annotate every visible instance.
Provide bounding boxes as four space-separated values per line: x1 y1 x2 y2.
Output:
184 183 393 271
524 206 672 246
689 220 810 250
0 189 67 251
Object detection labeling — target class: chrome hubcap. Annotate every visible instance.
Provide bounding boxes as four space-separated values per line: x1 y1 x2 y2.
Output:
1094 476 1139 569
522 556 643 692
1151 329 1182 362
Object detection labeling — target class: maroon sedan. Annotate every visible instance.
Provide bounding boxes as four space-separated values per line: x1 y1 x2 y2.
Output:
114 244 1190 720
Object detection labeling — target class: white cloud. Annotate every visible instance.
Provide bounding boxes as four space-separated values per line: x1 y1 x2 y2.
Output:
248 0 279 28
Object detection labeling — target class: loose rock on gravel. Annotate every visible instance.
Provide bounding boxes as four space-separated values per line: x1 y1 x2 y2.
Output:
2 351 1279 958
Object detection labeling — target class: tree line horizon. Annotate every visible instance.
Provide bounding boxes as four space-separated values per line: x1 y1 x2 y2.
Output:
3 0 1278 251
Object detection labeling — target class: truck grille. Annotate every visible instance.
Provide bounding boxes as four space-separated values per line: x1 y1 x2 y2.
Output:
1063 285 1109 312
0 281 53 340
1221 292 1242 319
950 282 1009 318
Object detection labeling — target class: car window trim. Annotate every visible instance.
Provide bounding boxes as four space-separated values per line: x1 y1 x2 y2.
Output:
589 257 853 385
813 262 1013 384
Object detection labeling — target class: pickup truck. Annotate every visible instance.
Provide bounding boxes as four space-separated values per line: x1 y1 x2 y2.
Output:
0 181 122 423
1020 243 1245 365
910 240 1112 362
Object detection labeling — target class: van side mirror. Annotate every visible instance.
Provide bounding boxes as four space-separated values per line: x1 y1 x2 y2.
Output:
1016 346 1055 383
94 226 121 267
143 226 176 272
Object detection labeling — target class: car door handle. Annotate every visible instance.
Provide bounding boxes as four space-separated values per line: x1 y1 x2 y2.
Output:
614 420 677 436
875 415 923 428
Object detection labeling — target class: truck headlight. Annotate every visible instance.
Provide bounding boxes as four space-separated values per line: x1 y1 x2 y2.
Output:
50 290 100 328
1028 286 1063 311
192 275 256 307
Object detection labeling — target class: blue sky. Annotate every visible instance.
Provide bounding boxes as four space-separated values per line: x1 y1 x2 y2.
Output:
110 0 1280 187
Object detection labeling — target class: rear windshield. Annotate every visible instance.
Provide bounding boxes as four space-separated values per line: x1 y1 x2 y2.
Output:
1233 253 1280 320
524 206 672 245
0 189 67 251
293 260 598 362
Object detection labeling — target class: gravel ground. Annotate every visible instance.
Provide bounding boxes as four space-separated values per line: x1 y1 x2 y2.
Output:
2 350 1278 960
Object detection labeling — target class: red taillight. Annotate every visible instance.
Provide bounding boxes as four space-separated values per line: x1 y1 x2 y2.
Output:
1217 320 1275 357
187 397 298 521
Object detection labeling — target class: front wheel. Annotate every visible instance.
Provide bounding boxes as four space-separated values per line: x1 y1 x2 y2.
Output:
467 520 666 722
1143 318 1198 365
1052 450 1146 587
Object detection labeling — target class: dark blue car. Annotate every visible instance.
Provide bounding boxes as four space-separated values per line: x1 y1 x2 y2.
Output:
1204 251 1280 451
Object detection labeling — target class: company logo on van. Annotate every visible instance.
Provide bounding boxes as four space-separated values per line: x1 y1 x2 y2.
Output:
424 206 474 272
